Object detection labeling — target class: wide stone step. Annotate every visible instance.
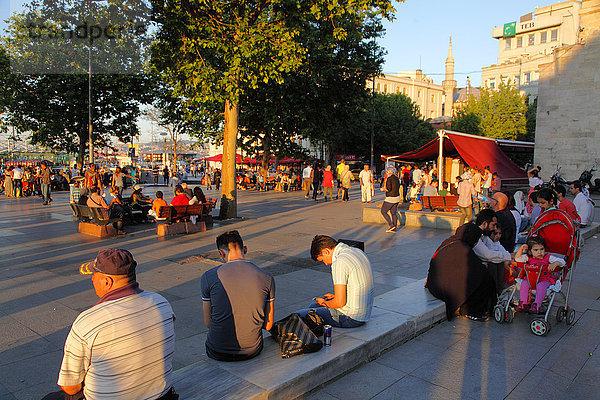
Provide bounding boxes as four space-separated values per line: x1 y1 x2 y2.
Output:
172 279 445 400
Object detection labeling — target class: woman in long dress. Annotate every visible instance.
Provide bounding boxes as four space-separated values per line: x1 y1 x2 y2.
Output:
4 166 13 197
426 223 497 321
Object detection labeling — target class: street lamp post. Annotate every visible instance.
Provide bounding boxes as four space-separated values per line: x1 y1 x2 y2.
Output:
88 43 93 164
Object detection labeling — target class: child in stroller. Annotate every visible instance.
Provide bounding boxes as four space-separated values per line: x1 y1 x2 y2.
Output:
515 235 565 314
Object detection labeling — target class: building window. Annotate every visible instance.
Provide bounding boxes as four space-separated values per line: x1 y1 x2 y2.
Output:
489 78 496 89
403 87 407 95
532 71 539 83
524 72 531 84
431 94 435 102
517 36 523 48
528 34 535 46
418 90 421 98
540 31 547 43
384 84 387 93
376 83 380 91
514 75 520 86
551 29 558 42
396 87 400 94
505 38 511 50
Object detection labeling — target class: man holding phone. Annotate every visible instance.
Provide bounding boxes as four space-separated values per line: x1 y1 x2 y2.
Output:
296 235 374 328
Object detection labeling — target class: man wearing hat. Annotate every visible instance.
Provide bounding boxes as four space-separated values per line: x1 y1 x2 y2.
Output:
46 249 177 400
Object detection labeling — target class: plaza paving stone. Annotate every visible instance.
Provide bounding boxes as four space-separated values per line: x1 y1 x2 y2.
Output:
1 184 599 399
0 185 447 399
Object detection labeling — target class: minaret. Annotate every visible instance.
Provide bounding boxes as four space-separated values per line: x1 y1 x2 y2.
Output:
442 36 457 118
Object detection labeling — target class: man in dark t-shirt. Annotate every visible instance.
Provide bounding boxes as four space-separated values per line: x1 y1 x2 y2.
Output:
491 192 516 252
201 230 275 361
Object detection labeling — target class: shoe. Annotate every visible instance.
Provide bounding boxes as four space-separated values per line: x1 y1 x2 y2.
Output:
466 314 489 322
529 303 541 314
335 196 339 200
516 301 530 312
42 202 48 205
385 226 396 233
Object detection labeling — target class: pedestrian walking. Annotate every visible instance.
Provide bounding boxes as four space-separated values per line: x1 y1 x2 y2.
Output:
340 165 354 202
380 166 402 233
359 164 374 203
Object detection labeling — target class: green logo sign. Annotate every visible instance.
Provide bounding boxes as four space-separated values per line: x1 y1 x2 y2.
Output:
503 22 516 38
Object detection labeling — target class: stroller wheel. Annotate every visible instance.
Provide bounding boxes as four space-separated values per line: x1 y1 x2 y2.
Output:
556 306 565 323
566 309 576 325
530 319 550 336
493 305 504 323
504 307 515 323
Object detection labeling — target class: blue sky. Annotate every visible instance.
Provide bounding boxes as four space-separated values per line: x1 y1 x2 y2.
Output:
1 0 562 87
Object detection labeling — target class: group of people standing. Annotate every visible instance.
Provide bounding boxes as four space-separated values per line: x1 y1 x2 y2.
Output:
2 162 53 204
300 159 375 203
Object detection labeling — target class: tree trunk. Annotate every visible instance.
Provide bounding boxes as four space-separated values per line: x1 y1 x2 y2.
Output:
261 130 272 185
78 133 86 168
220 99 238 219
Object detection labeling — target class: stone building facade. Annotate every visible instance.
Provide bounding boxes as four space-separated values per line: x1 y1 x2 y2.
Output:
366 70 445 120
482 1 583 100
534 0 600 180
367 39 458 121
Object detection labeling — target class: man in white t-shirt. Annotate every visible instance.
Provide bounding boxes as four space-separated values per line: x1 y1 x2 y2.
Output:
570 181 593 227
302 164 313 199
412 166 422 185
358 165 374 203
12 165 23 197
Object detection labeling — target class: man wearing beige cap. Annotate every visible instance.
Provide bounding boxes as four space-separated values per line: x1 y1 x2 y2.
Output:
44 249 178 400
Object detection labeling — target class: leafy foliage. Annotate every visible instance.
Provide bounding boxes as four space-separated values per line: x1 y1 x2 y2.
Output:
452 80 527 140
151 0 397 218
336 93 435 162
0 0 155 165
237 8 387 167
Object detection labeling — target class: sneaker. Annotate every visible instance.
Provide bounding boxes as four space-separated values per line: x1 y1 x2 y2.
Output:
466 314 489 322
385 226 396 233
516 301 530 312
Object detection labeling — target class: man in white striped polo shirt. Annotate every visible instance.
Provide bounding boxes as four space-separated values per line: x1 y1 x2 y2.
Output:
43 249 177 400
296 235 374 328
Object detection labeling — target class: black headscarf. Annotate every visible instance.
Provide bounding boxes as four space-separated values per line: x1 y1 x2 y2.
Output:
426 223 495 320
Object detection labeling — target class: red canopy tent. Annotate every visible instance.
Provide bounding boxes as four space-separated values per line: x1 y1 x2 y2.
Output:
204 154 253 163
382 130 532 182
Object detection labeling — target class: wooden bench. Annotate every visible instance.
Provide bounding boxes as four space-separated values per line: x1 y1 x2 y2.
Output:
71 204 120 237
155 199 217 236
71 204 119 226
421 195 459 212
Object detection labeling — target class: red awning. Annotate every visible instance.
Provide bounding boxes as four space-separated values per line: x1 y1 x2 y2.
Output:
383 130 530 181
204 154 251 163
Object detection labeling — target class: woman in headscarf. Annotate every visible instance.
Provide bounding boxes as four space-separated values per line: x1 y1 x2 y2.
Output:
426 223 497 321
513 190 529 232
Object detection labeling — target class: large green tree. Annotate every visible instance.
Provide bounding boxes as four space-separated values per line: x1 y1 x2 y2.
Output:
237 10 386 177
452 80 527 140
1 0 154 165
336 92 435 163
151 0 396 219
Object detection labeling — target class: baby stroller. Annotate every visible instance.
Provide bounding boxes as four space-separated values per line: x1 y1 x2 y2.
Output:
493 208 580 336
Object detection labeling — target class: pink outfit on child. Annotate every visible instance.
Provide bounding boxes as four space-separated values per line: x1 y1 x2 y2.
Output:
517 253 563 306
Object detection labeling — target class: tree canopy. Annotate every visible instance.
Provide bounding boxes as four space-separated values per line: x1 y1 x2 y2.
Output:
337 92 435 162
452 80 527 140
151 0 397 218
0 0 154 165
